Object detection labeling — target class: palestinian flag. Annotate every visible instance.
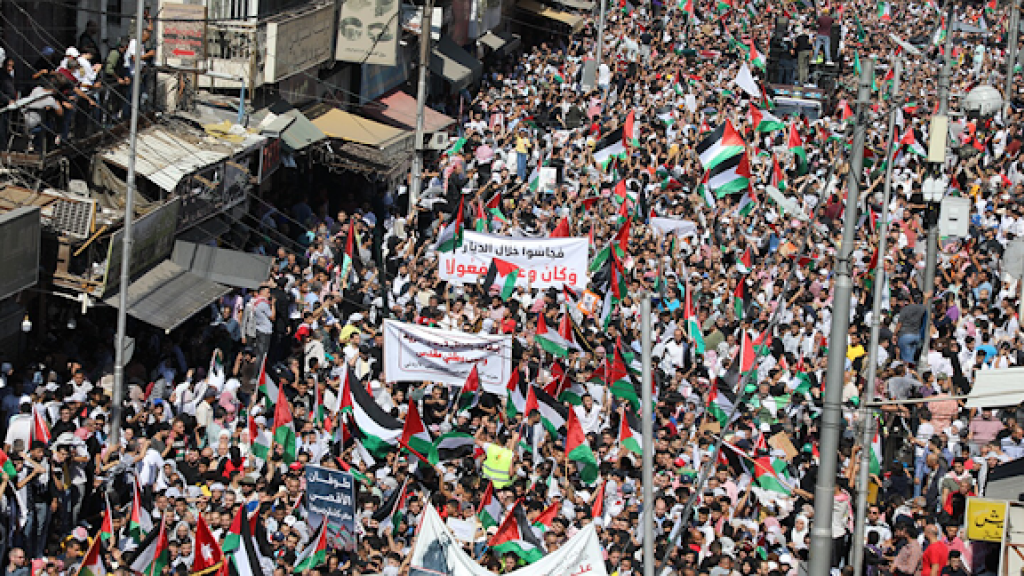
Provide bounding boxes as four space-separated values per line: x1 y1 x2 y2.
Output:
749 103 784 132
737 331 757 374
550 217 570 238
248 413 272 461
533 501 560 532
490 502 545 563
222 505 247 554
771 155 786 192
753 455 792 494
985 0 996 12
75 528 108 576
457 365 481 412
348 373 403 457
336 457 372 485
339 218 356 287
933 16 947 45
272 383 298 464
708 152 752 197
623 110 639 147
733 280 750 320
434 197 465 253
736 189 758 218
536 313 574 357
32 408 51 444
483 258 521 301
748 38 766 72
191 514 224 576
479 482 504 529
430 432 476 464
681 0 695 18
129 517 169 576
684 283 705 354
901 128 927 157
591 480 607 519
293 523 329 572
128 480 152 542
707 379 737 426
446 137 468 155
377 480 409 537
400 398 434 464
736 246 753 274
593 126 628 169
607 346 641 410
869 428 883 475
838 98 854 122
98 496 114 544
697 171 715 208
256 355 279 411
787 124 807 174
716 0 733 11
534 384 569 436
566 408 599 484
0 448 16 478
696 120 745 170
853 12 867 42
877 0 891 20
486 192 509 225
618 409 643 456
506 371 529 420
226 508 267 576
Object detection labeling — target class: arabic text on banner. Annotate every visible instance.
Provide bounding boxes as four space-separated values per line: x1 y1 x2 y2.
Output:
383 319 512 394
438 231 589 290
305 466 357 551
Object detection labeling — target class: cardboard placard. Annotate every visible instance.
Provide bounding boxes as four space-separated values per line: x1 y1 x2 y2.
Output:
769 432 799 461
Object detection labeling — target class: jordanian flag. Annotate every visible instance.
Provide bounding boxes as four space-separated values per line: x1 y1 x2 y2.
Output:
869 428 883 475
787 124 807 175
490 501 545 563
457 365 481 412
130 516 169 576
534 384 568 436
479 482 504 529
566 407 599 484
430 432 476 464
696 120 745 170
434 197 465 253
77 527 108 576
709 152 752 198
0 448 16 478
535 311 577 357
294 523 328 572
400 398 434 464
249 415 271 463
707 379 737 426
622 110 639 147
483 258 521 301
348 374 403 457
684 283 705 354
749 103 783 132
618 409 643 456
272 383 298 464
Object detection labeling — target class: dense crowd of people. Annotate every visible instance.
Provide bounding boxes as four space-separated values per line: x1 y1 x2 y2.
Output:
3 0 1024 574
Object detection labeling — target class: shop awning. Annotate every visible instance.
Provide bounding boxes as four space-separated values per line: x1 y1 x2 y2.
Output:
103 260 230 332
965 367 1024 408
171 240 274 290
361 90 455 132
479 31 521 56
430 36 483 90
271 110 327 152
478 31 505 51
517 0 586 32
100 126 232 192
308 107 414 152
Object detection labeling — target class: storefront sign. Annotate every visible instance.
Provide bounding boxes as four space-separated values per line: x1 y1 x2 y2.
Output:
336 0 400 66
265 4 335 83
439 231 589 290
383 319 512 394
966 498 1009 543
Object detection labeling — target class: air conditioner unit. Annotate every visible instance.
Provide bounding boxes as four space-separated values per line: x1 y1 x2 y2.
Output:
50 198 97 239
426 132 450 150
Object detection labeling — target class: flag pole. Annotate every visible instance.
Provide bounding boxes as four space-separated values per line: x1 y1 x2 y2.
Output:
851 55 901 576
641 294 654 576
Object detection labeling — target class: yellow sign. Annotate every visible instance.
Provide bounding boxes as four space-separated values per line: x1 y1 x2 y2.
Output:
966 497 1008 542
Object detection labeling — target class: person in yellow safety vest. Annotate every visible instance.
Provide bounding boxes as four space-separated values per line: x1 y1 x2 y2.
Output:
475 425 519 489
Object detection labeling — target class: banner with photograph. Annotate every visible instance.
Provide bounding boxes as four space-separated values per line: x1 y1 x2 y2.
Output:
439 231 589 290
335 0 399 66
305 466 357 551
410 504 607 576
649 217 699 238
383 320 511 395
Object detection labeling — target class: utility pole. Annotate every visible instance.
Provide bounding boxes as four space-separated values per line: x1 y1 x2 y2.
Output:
851 56 901 576
1007 0 1021 111
920 0 956 371
807 58 874 576
641 295 654 576
595 0 608 74
111 0 147 448
407 0 434 221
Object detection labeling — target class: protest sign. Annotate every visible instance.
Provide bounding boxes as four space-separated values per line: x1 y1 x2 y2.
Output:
439 231 589 290
306 466 357 551
383 319 512 394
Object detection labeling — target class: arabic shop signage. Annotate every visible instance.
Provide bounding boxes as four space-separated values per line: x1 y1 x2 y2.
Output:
383 319 512 393
439 231 589 290
966 497 1008 543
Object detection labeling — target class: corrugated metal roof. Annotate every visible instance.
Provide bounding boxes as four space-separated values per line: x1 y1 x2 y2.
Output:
100 126 233 192
103 260 231 332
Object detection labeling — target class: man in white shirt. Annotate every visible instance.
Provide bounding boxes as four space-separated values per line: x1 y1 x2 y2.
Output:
573 394 604 435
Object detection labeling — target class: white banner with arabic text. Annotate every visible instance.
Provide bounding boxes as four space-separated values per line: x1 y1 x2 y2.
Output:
439 231 589 290
383 320 511 394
